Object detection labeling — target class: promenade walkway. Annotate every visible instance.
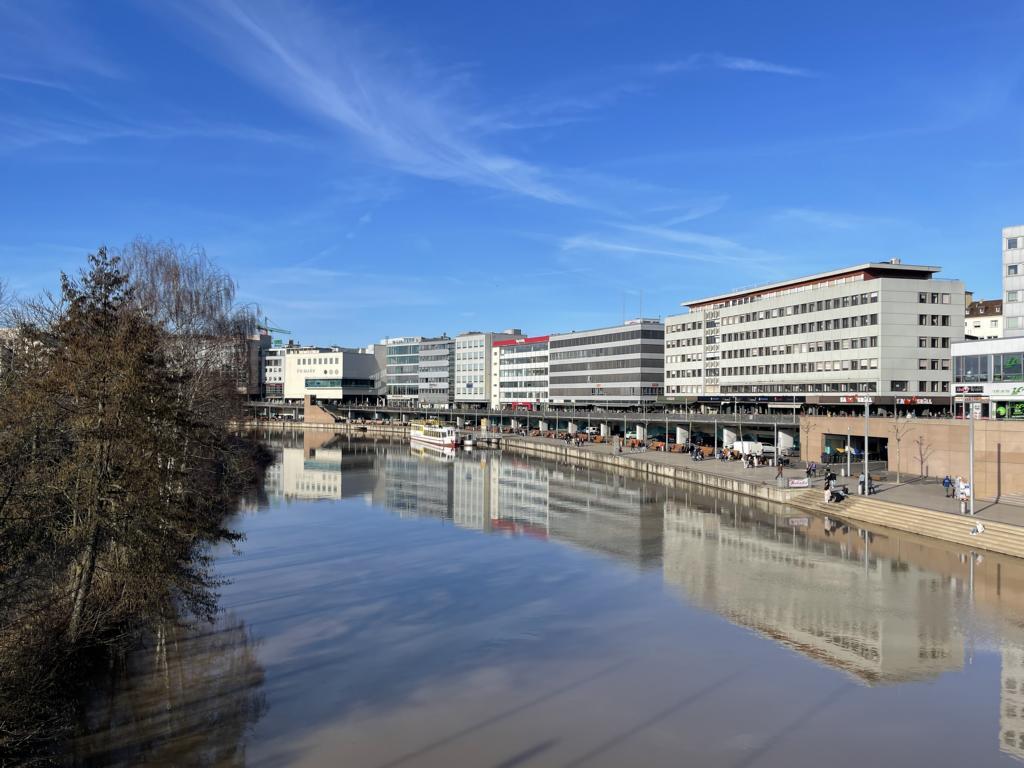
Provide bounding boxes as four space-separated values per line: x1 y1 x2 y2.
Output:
510 435 1024 529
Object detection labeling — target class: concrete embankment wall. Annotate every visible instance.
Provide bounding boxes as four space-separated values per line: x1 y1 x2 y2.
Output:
501 438 798 505
246 418 410 438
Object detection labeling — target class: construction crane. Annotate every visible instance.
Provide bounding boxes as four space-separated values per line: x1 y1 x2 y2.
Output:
257 315 291 335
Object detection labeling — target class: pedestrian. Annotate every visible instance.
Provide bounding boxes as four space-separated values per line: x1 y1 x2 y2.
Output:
858 471 866 495
823 477 832 504
942 475 952 498
776 464 784 481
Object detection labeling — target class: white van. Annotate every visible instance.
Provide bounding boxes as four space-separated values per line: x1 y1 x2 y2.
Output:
732 441 773 456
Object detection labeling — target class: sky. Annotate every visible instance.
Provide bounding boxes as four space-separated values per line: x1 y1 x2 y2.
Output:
1 0 1023 346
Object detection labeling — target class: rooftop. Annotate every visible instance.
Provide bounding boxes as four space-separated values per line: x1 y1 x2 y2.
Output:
966 299 1002 317
681 261 942 309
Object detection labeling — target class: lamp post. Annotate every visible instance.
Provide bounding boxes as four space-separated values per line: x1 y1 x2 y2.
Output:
969 410 976 516
863 398 870 495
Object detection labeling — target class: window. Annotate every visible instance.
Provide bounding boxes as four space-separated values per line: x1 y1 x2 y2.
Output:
1010 237 1019 250
918 359 928 369
891 380 908 392
1009 264 1019 276
1009 291 1020 303
1008 317 1022 331
918 292 927 304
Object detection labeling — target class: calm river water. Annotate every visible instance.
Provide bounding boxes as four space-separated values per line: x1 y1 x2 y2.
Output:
72 432 1024 766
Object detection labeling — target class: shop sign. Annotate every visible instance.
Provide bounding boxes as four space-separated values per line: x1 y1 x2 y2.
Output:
896 397 932 405
787 478 810 488
989 384 1024 398
995 402 1024 419
838 396 873 404
955 385 984 394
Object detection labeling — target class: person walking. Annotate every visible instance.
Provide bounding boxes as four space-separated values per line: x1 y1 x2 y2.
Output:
776 463 784 481
942 475 952 498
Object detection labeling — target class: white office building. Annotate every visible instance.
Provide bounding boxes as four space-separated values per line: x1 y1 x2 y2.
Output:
384 337 422 405
455 329 523 405
494 335 550 408
283 345 381 403
261 345 286 399
664 261 965 412
1004 225 1024 336
418 336 454 408
547 320 664 407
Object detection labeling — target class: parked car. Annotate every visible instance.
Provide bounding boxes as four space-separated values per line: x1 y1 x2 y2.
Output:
583 426 599 435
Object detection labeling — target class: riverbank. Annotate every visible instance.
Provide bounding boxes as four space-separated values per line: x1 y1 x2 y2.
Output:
500 436 1024 559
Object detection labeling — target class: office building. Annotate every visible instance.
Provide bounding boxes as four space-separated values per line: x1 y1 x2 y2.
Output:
384 337 422 405
1004 225 1024 336
455 329 523 405
966 298 1002 340
261 345 285 399
494 335 549 408
282 345 381 403
418 336 454 408
664 261 965 411
547 319 664 407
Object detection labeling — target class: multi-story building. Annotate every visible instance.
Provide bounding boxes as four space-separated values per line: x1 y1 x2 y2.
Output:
664 261 965 412
1004 225 1024 336
952 336 1024 419
282 345 381 403
417 336 454 408
384 337 422 405
546 320 664 408
494 335 549 408
261 345 286 399
965 297 1003 339
454 329 523 405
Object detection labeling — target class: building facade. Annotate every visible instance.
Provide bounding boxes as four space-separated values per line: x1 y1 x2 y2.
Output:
385 337 421 405
664 262 965 411
1004 225 1024 336
966 298 1003 340
261 345 285 399
454 330 523 405
417 336 454 408
283 345 380 403
547 320 664 407
494 335 550 408
952 336 1024 419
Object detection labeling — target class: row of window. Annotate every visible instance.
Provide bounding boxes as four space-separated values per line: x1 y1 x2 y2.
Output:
667 315 881 348
719 359 879 377
917 315 951 326
918 358 951 371
701 274 869 312
917 337 952 349
890 380 951 393
720 382 879 394
717 293 881 328
717 337 880 362
918 292 953 304
550 343 664 360
549 329 663 349
954 353 1024 383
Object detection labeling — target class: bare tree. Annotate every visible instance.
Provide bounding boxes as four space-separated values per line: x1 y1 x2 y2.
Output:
914 434 934 478
890 417 915 483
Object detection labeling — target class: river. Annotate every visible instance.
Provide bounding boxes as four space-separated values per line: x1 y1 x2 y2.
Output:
70 431 1024 766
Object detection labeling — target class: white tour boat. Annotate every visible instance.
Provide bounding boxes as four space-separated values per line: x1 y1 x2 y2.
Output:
410 420 459 449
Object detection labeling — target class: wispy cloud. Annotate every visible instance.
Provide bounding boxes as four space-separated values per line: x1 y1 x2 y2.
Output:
171 1 579 205
652 195 730 226
772 207 897 230
657 53 814 78
0 1 121 81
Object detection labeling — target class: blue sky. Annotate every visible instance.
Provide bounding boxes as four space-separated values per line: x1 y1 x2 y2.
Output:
1 1 1022 345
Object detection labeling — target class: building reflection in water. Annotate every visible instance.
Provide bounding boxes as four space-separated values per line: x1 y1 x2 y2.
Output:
254 432 1024 763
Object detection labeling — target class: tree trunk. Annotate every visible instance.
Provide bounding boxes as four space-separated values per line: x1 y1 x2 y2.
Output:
67 520 99 641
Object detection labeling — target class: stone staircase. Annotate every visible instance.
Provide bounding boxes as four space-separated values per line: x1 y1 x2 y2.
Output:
993 493 1024 508
789 489 1024 559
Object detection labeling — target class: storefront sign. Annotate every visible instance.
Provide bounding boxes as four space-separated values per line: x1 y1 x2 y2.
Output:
787 478 810 488
896 397 932 405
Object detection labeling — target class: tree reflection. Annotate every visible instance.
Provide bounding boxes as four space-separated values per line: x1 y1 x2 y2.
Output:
71 614 266 766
